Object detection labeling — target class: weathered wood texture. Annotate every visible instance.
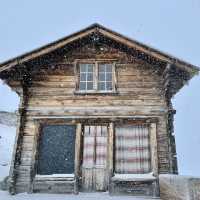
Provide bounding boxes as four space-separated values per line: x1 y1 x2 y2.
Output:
74 123 82 194
110 179 157 196
33 176 75 193
10 44 172 194
82 125 108 192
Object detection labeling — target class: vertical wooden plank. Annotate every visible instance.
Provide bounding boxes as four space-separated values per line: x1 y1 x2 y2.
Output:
112 62 117 92
74 123 82 194
28 120 40 193
149 122 160 197
108 123 114 184
150 123 158 176
74 61 78 91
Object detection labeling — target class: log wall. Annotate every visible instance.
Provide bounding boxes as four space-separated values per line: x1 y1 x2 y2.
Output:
9 44 172 194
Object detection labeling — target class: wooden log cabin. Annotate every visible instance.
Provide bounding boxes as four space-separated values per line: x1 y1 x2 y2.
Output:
0 24 199 197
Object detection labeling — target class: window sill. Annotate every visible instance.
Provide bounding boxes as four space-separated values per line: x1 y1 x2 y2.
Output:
74 90 118 95
35 174 75 181
112 172 156 182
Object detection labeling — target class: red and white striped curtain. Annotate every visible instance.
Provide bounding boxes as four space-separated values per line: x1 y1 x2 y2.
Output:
115 124 151 174
82 126 107 168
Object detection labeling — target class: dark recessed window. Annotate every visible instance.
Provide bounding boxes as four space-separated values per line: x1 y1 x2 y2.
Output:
37 125 76 175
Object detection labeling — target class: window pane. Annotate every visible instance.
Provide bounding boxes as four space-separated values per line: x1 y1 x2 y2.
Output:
98 82 105 90
79 82 86 90
106 64 112 72
87 73 93 81
87 82 93 90
106 82 113 90
87 64 94 72
99 72 105 81
80 64 87 72
80 73 87 81
99 64 106 72
37 125 76 175
79 64 94 91
98 64 113 91
106 73 112 81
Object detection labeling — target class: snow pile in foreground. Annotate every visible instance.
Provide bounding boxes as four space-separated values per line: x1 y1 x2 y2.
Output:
0 124 16 181
159 174 200 200
0 191 156 200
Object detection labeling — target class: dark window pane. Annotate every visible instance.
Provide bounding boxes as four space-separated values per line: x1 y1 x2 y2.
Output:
87 73 93 81
80 73 86 81
99 64 106 72
37 125 76 175
87 82 93 90
106 73 112 81
80 82 86 90
99 72 105 81
87 64 94 72
106 82 113 90
106 64 112 72
98 82 105 90
80 64 87 72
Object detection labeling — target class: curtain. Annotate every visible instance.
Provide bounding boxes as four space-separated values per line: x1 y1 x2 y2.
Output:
115 124 151 174
82 126 107 168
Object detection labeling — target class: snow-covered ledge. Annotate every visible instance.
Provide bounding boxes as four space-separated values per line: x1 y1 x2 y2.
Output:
112 172 156 182
35 174 75 181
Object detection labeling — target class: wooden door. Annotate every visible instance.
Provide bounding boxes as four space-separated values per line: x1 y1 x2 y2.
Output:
81 125 108 192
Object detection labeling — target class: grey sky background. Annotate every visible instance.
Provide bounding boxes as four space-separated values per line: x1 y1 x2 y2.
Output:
0 0 200 176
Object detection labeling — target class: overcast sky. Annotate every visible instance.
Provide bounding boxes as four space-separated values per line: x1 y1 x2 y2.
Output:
0 0 200 176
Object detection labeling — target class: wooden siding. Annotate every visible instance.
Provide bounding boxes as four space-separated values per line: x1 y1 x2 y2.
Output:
10 45 171 194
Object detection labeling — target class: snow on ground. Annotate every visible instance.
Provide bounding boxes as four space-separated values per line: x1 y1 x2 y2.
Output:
0 191 156 200
0 124 16 181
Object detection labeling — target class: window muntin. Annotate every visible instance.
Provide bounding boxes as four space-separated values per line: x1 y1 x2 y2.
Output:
78 62 115 92
115 124 151 174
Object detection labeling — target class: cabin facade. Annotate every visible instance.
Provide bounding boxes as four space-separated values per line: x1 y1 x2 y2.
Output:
0 24 199 197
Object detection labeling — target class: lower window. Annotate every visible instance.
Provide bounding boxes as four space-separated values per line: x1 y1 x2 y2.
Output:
37 125 76 175
115 124 151 174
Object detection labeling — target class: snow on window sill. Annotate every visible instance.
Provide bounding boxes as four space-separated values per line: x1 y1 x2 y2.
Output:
35 174 75 180
112 172 156 181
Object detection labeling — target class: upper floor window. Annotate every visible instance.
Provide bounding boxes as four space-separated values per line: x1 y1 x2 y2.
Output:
76 61 116 93
79 64 94 91
98 64 113 91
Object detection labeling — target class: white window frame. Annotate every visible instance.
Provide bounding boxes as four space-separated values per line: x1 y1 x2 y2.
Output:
74 60 117 94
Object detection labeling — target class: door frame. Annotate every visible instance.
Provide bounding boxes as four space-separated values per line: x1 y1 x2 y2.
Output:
80 123 112 192
30 119 78 193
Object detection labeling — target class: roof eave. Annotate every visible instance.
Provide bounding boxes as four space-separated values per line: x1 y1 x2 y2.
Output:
0 23 199 75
